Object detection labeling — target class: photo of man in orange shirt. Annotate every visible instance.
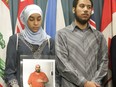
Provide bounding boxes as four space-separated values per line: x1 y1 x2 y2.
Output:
28 64 49 87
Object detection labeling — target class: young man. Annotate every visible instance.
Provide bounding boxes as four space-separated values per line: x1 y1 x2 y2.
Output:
55 0 108 87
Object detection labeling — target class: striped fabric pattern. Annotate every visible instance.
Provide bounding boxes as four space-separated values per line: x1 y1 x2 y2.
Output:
55 22 108 87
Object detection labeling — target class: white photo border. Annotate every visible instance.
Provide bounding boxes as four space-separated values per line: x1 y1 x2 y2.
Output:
20 55 55 87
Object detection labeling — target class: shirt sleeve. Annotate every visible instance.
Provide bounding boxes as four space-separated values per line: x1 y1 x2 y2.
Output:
91 33 108 84
4 35 19 85
55 31 87 87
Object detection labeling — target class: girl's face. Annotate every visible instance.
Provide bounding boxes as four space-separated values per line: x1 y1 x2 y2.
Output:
27 13 42 33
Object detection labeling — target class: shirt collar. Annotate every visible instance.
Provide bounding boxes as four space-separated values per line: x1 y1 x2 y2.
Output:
71 22 94 32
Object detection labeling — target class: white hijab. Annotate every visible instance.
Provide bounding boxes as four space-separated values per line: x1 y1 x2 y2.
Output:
20 4 50 45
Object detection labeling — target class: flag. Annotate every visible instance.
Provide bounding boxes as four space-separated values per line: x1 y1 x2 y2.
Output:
56 0 65 31
100 0 116 87
44 0 65 38
0 0 12 86
44 0 57 38
15 0 33 33
0 84 3 87
89 9 96 29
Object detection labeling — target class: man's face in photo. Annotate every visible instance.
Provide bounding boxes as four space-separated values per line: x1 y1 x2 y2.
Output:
35 64 41 73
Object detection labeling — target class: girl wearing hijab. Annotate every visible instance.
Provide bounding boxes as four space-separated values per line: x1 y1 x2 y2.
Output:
4 4 55 87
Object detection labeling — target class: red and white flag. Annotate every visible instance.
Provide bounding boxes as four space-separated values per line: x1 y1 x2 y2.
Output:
15 0 33 33
0 0 12 86
89 9 96 29
101 0 116 87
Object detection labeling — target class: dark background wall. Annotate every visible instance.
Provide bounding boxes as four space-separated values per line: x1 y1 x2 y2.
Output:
9 0 104 34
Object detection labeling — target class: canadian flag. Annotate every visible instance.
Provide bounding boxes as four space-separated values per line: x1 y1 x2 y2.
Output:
15 0 33 33
101 0 116 87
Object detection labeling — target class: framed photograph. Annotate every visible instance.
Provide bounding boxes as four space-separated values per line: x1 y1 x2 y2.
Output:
20 55 55 87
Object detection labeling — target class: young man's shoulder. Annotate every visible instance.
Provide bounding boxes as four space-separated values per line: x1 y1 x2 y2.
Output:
57 25 72 33
92 28 103 36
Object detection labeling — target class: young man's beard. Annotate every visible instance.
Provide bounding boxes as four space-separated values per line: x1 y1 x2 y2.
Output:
74 13 90 25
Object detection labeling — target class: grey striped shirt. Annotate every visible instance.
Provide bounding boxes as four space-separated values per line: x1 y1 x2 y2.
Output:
55 22 108 87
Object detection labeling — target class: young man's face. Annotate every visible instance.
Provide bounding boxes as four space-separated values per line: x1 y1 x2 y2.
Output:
73 0 92 24
27 13 42 33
